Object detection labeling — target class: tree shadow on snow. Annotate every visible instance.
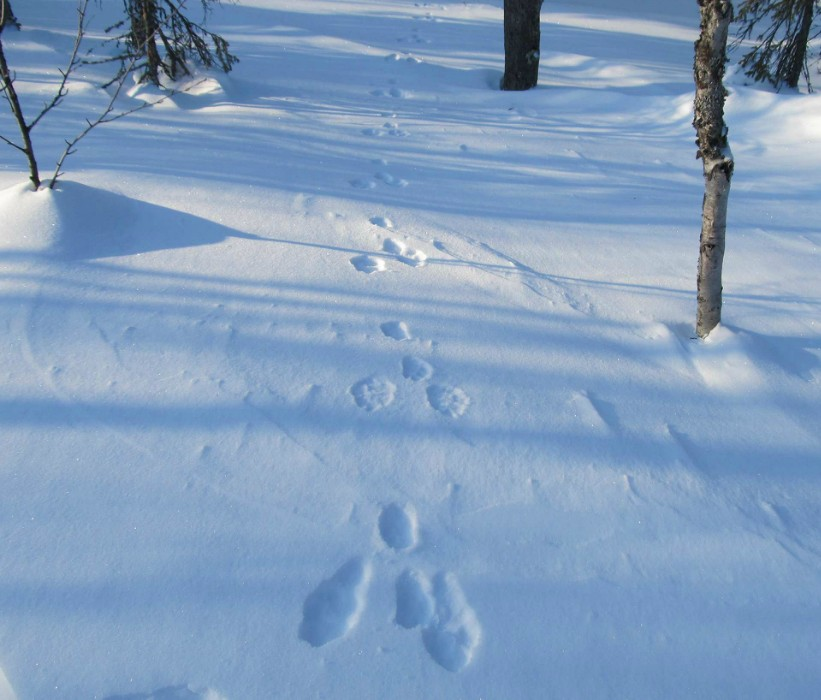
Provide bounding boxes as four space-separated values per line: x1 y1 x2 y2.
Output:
48 181 260 260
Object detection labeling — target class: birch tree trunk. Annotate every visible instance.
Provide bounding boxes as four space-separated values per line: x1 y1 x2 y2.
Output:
501 0 543 91
694 0 734 339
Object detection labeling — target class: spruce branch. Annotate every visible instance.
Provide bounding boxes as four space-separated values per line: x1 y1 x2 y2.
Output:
1 0 206 188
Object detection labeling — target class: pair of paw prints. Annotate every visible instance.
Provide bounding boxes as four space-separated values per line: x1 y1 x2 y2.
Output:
351 236 428 274
384 52 423 65
298 503 481 673
349 321 470 418
361 121 411 138
350 172 409 190
350 158 410 191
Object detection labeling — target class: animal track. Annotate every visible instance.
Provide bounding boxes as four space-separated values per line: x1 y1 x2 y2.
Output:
300 505 481 672
382 238 428 267
385 52 423 64
350 178 377 189
427 384 470 418
395 568 435 629
350 254 386 274
350 377 396 411
375 171 409 187
402 355 434 382
383 122 411 136
351 173 408 189
361 122 411 138
299 557 371 647
400 250 427 267
370 216 394 229
371 87 409 99
353 233 429 274
350 231 463 420
398 27 432 45
421 572 482 673
381 321 412 341
383 238 406 255
379 502 418 550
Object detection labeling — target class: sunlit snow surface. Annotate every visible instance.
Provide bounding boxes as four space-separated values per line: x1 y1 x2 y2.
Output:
1 0 819 698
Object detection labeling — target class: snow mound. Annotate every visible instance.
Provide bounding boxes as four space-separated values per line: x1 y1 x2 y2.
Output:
2 180 238 260
689 325 764 391
0 182 61 254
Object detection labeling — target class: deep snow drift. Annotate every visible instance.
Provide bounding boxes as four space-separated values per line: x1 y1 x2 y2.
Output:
0 1 819 698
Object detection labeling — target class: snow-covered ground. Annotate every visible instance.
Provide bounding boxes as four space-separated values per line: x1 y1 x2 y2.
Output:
1 1 819 698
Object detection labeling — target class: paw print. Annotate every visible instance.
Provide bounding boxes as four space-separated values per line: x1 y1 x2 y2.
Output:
298 502 481 672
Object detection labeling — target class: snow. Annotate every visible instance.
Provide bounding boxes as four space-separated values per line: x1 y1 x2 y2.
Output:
1 0 820 698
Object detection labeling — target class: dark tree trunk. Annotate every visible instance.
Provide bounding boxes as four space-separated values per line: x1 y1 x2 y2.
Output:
780 0 814 88
502 0 543 91
736 0 818 91
119 0 237 86
694 0 734 338
1 0 20 30
129 0 162 85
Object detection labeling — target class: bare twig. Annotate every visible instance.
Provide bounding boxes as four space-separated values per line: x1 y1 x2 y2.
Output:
28 1 88 131
49 75 204 187
0 30 41 186
0 131 25 152
2 0 207 189
0 0 91 187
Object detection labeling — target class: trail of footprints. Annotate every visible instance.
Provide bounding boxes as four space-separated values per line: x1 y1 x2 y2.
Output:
348 318 470 418
345 19 470 420
299 503 482 673
309 4 475 673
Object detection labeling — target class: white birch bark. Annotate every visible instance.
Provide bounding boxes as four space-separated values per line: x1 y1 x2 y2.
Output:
694 0 734 339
